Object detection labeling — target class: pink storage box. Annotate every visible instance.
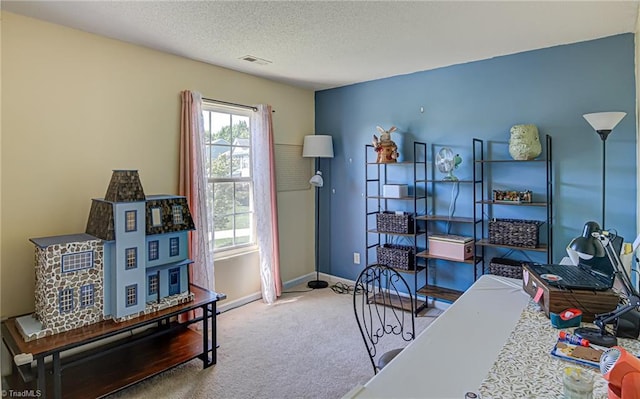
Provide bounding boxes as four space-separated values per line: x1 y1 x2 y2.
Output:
428 234 474 261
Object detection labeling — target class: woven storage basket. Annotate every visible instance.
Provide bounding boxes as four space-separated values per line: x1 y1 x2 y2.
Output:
376 244 414 270
489 258 524 279
376 212 414 234
488 218 543 248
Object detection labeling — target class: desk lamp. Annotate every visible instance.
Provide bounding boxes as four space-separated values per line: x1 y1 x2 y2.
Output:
600 346 640 399
568 221 640 347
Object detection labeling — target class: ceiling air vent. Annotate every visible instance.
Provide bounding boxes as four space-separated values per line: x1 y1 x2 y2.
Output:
239 55 272 65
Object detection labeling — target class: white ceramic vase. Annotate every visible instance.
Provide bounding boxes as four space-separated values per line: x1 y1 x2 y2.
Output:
509 124 541 160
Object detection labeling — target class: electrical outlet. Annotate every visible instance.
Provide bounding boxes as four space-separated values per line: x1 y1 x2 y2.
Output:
353 252 360 264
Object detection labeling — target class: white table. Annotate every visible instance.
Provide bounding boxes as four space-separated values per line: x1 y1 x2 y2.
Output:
351 274 531 399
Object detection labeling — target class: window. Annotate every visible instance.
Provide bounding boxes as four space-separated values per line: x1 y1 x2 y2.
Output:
148 240 159 261
148 274 159 295
172 205 183 225
126 284 137 307
125 248 137 269
59 288 74 313
80 285 95 308
61 251 93 273
169 237 179 257
202 103 256 253
151 207 162 227
125 210 137 232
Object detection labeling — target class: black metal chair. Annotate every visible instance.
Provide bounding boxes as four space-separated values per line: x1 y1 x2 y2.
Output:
353 264 415 374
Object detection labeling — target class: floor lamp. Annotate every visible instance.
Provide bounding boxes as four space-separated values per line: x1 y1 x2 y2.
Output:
582 111 626 229
303 135 334 289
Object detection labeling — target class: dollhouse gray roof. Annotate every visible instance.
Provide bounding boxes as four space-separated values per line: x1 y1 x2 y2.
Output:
104 170 146 202
85 170 195 241
145 195 195 235
30 233 99 248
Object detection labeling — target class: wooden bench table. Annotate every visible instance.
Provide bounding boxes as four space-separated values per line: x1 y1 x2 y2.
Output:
1 284 224 399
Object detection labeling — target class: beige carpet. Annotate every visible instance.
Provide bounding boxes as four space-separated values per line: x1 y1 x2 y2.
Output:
107 283 440 399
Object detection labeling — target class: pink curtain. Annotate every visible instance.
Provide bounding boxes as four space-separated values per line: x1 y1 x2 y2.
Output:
251 105 282 303
179 90 215 321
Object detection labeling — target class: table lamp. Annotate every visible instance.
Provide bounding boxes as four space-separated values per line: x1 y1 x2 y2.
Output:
568 221 640 347
600 346 640 399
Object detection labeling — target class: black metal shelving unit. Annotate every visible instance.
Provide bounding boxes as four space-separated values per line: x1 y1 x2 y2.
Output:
414 143 483 303
365 141 428 315
472 135 553 274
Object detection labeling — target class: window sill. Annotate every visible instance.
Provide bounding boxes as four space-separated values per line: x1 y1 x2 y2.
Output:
214 245 259 261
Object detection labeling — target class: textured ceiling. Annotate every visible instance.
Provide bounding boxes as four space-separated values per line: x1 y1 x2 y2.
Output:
3 1 639 90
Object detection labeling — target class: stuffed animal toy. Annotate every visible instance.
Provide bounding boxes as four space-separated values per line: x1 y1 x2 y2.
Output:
372 126 399 163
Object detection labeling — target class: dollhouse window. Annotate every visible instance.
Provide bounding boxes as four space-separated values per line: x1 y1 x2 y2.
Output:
125 248 137 269
151 207 162 227
172 205 183 225
125 210 137 232
169 237 179 257
126 284 137 307
80 285 95 308
59 288 74 313
61 251 93 273
148 274 159 295
148 240 159 261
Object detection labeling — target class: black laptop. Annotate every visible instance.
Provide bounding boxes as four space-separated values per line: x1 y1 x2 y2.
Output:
527 235 623 291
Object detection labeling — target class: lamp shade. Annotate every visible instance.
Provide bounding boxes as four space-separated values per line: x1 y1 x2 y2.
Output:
583 112 626 132
303 135 334 158
568 221 605 261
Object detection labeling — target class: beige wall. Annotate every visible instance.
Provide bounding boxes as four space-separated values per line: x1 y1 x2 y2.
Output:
0 11 316 317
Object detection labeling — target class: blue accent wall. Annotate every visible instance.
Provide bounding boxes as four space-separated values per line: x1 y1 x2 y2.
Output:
315 34 636 293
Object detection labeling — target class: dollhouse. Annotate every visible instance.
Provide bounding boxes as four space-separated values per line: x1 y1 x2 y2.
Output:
17 170 196 341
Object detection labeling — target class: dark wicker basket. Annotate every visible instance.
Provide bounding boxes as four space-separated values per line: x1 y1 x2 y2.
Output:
376 212 414 234
488 218 543 248
489 257 525 279
376 244 414 270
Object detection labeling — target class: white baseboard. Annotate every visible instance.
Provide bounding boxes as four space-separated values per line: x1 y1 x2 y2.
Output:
217 272 451 313
217 272 320 313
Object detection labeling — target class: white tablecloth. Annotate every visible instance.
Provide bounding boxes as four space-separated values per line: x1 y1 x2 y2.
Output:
353 275 530 399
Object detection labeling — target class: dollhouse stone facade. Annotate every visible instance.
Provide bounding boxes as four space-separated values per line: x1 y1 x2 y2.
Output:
29 234 104 340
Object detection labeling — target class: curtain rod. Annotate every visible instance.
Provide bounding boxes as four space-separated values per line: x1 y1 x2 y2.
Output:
202 97 258 112
202 97 275 113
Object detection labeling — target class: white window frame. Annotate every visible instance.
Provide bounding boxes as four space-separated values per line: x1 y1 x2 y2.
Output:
201 102 257 256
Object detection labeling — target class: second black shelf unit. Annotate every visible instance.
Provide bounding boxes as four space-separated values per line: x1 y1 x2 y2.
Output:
472 135 553 274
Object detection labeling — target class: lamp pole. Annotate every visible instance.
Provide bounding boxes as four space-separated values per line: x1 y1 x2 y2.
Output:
598 131 609 229
308 157 329 289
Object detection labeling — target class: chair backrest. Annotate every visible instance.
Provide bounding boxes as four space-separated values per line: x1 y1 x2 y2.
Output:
353 264 415 374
